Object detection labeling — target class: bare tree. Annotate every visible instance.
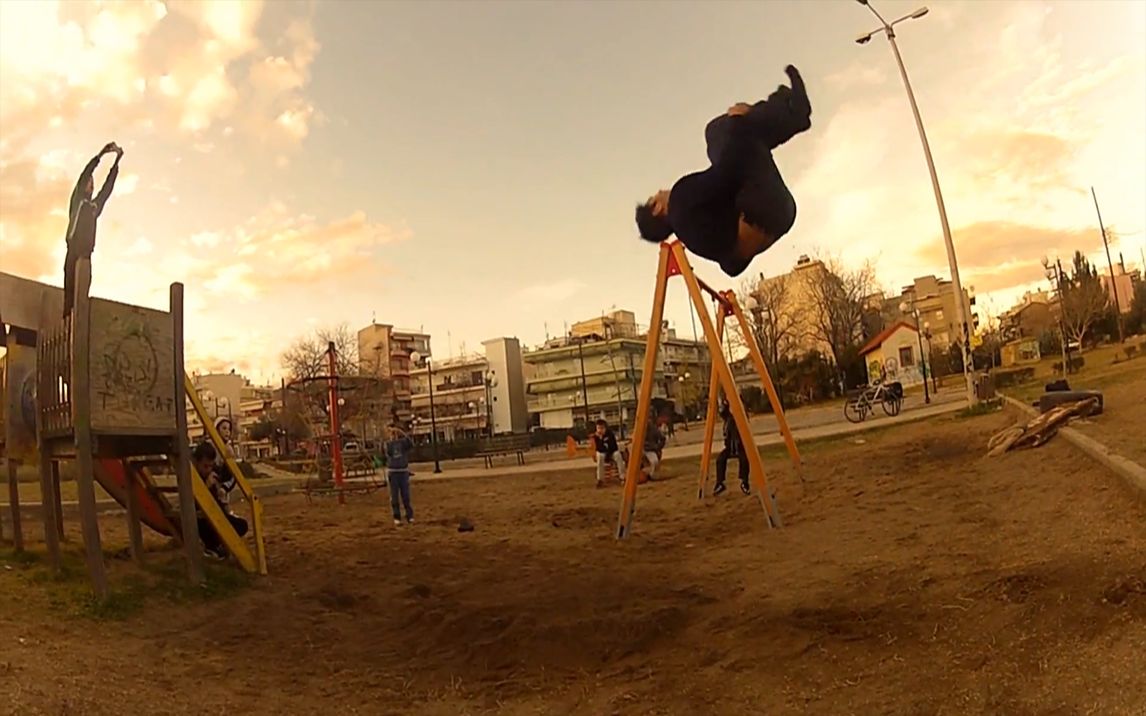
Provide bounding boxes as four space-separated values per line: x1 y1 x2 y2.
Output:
1058 251 1110 351
280 323 360 381
803 256 878 385
736 273 797 380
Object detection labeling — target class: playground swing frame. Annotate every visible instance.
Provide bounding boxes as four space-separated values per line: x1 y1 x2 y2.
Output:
616 240 803 539
283 353 388 504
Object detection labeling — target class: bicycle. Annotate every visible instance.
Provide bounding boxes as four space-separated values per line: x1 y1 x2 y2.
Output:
843 379 903 424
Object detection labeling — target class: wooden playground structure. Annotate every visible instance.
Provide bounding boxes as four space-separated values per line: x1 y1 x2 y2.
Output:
617 241 803 538
1 261 267 598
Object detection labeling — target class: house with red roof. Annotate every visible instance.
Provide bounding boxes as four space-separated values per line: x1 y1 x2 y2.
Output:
858 321 925 387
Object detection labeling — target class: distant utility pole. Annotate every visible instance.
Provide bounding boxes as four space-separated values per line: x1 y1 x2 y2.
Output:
1091 186 1124 343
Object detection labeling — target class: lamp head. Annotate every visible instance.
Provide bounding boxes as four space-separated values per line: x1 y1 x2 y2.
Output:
910 6 929 19
856 33 874 44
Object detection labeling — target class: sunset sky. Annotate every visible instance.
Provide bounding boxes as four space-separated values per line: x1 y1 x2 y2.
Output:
2 0 1143 383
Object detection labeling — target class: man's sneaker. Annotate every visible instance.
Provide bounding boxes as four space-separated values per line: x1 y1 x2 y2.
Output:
740 481 751 495
713 483 727 496
393 519 402 526
406 518 415 525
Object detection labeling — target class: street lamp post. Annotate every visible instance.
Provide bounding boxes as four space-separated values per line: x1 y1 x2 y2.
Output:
676 371 692 429
573 338 591 427
1042 257 1070 378
483 370 499 438
410 351 441 473
923 321 938 393
855 1 976 407
900 301 931 404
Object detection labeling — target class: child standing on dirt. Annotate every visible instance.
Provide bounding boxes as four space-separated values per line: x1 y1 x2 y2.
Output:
384 425 415 526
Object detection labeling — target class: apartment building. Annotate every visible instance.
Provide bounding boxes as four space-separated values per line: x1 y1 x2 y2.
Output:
1100 262 1137 314
753 256 836 358
888 275 977 348
1000 291 1056 340
572 309 709 407
187 372 278 458
407 337 529 441
357 322 431 425
525 334 660 430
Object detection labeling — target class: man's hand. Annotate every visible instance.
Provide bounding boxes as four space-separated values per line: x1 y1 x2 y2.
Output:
727 102 752 117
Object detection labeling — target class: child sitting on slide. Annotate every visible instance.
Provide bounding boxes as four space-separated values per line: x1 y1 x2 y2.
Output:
191 442 249 559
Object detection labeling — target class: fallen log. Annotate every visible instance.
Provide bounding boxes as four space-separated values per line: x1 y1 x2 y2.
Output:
988 397 1100 457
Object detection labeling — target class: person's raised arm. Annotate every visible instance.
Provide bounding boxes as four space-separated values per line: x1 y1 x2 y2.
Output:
68 147 109 216
93 145 123 217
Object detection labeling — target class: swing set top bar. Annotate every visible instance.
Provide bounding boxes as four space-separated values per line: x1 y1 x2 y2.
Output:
661 243 727 306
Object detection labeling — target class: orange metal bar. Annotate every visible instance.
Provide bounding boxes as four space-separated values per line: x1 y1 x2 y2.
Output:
724 290 803 479
670 243 779 527
326 342 346 505
615 242 672 539
696 309 724 499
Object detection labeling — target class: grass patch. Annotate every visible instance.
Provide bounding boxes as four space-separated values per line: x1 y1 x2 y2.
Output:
957 398 1004 419
1 544 252 622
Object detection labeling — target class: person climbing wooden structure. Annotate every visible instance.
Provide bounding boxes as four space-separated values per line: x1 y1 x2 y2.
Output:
616 240 802 539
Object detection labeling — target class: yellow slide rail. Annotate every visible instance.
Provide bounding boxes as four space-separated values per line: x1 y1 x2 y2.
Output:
184 373 268 575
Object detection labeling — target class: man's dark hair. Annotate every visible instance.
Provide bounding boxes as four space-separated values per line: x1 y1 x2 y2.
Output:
192 441 217 462
635 201 673 244
595 418 608 428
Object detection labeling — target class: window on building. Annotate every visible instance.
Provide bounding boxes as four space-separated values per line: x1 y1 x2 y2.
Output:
936 310 944 321
471 370 483 386
899 346 915 367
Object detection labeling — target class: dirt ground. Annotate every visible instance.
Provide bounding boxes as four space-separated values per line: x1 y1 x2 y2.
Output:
2 409 1145 716
1071 369 1146 466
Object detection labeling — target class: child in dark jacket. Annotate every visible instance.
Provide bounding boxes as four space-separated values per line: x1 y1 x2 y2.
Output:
714 401 751 496
384 425 415 526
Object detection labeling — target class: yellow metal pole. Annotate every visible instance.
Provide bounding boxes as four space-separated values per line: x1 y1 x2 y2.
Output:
616 243 672 539
697 308 725 499
725 291 803 480
672 245 780 527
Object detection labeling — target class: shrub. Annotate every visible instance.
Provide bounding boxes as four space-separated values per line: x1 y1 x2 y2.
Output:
992 367 1036 388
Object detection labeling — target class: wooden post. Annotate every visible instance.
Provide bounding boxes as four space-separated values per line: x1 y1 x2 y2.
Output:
171 283 204 585
696 309 726 499
4 327 26 551
616 243 672 539
50 461 65 541
726 291 803 480
672 245 779 527
71 258 108 598
5 457 22 552
34 295 61 571
123 462 144 564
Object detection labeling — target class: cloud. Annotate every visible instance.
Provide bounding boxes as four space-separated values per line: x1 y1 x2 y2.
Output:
789 0 1143 304
516 279 586 302
823 64 888 92
911 221 1097 294
916 221 1094 267
0 0 326 281
0 0 320 152
179 205 413 299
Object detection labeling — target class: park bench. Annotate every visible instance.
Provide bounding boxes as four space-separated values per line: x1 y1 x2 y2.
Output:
476 434 530 469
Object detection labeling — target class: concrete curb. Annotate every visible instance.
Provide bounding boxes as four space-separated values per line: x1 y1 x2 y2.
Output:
1002 395 1146 503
